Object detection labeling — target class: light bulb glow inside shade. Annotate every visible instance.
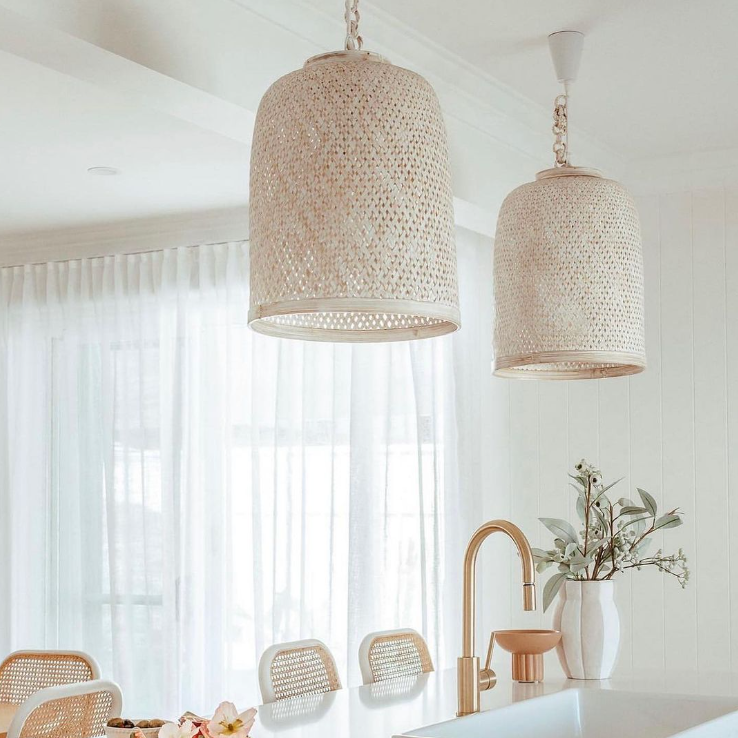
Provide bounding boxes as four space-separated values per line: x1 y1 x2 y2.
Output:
248 50 460 342
492 167 646 379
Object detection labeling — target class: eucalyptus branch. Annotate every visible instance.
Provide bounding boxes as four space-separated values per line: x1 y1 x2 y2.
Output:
583 477 591 560
535 460 689 611
609 505 616 577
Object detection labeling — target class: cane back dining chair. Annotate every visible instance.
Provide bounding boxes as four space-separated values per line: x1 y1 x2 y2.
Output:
358 629 433 685
0 652 100 707
6 679 122 738
258 639 341 703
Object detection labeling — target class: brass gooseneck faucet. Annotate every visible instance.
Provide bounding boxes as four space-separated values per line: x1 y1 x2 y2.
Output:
457 520 536 716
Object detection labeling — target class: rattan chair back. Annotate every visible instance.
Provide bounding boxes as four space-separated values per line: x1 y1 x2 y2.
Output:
358 629 433 685
0 651 100 705
258 639 341 703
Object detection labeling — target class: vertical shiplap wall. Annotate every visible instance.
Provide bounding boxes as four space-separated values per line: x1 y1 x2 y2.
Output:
480 185 738 675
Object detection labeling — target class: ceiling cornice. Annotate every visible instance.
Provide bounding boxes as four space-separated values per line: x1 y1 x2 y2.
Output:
0 208 249 267
0 197 498 268
626 146 738 195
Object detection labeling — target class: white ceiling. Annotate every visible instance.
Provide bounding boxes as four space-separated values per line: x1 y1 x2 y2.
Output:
0 0 736 249
0 49 248 236
353 0 738 160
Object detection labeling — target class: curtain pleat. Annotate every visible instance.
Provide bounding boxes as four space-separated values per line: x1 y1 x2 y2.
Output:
0 238 475 714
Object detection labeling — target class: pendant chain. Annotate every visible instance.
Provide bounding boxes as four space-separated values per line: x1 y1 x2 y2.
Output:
552 94 568 167
344 0 363 50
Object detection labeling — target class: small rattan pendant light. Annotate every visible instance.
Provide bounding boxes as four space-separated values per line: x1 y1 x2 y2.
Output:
493 31 645 379
248 1 460 342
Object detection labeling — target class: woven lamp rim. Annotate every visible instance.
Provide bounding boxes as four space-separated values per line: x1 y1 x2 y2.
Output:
535 165 604 181
501 167 634 207
493 350 646 381
305 49 391 67
248 298 461 343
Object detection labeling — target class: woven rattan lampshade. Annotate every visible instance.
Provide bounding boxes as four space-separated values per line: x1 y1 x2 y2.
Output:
493 166 646 379
248 49 459 342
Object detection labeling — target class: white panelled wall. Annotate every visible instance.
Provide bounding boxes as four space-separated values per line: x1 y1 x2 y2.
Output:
477 185 738 676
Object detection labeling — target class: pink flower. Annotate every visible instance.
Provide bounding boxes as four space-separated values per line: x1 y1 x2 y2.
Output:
207 703 256 738
160 722 196 738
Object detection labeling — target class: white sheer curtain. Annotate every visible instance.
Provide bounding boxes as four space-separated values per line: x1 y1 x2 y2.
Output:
0 236 481 715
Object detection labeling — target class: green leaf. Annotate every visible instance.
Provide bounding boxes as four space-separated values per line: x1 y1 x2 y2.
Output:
569 552 592 574
600 478 624 495
633 516 647 536
539 518 578 545
653 514 683 531
576 494 586 522
618 498 635 507
565 542 578 558
543 572 569 612
638 488 658 517
619 506 649 516
536 561 553 573
531 547 550 561
622 515 650 531
592 504 609 530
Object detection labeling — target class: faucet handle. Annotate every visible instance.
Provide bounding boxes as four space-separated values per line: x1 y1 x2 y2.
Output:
479 632 497 691
484 631 496 671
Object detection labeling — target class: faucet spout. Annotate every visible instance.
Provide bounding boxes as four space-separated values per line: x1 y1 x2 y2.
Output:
457 519 536 716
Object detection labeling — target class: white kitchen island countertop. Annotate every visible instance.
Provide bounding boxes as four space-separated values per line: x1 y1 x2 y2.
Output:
254 665 738 738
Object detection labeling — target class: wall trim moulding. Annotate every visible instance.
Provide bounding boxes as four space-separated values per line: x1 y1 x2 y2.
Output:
0 207 249 268
626 146 738 195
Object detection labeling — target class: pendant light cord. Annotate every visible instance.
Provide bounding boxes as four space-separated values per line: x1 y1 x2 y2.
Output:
344 0 363 50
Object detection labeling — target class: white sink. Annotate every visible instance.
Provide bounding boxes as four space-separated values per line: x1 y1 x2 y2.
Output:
397 688 738 738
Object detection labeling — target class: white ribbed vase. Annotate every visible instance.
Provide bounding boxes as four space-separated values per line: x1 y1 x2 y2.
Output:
552 580 620 679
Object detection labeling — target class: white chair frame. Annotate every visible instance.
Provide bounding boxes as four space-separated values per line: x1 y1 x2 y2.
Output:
7 679 122 738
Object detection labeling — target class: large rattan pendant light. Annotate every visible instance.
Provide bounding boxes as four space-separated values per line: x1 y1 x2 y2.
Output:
248 1 459 342
493 31 645 379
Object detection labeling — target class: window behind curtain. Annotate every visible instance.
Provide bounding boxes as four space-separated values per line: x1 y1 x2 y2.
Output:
0 243 464 715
